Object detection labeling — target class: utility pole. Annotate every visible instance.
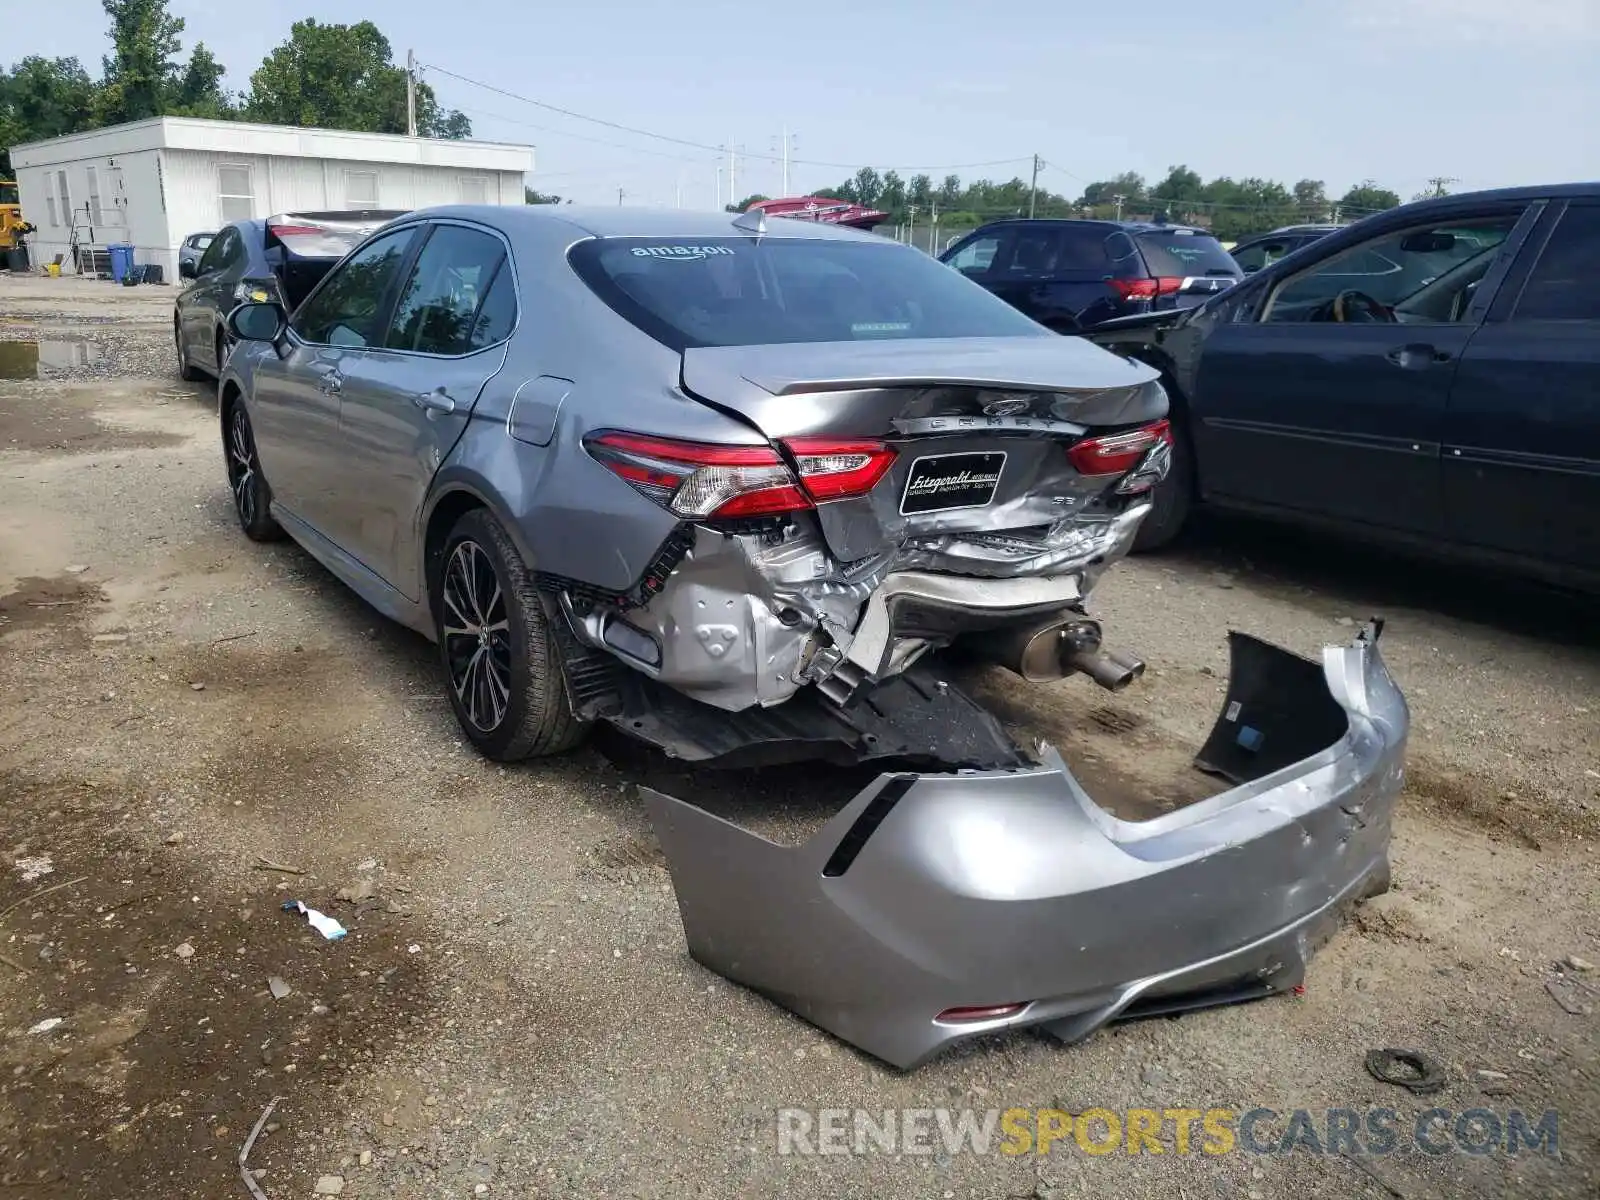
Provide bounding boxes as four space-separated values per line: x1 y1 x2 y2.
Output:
727 139 739 209
907 205 918 250
775 126 795 196
617 187 625 207
716 165 723 210
1028 154 1040 218
930 201 939 254
1425 176 1459 198
405 49 417 137
1112 193 1125 221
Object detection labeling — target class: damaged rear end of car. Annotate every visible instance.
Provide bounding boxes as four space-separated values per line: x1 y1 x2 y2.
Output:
552 230 1176 766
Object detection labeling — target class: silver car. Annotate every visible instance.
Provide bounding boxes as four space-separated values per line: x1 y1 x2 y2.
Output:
218 205 1174 766
218 206 1408 1066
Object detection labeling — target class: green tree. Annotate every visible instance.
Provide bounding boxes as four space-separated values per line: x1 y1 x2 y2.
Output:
525 188 564 204
1292 178 1327 221
170 43 233 118
936 174 962 207
907 173 932 208
1337 180 1402 215
848 166 882 207
0 57 99 173
724 193 770 212
245 19 469 137
96 0 185 124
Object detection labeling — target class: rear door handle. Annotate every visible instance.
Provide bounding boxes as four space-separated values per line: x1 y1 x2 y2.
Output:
1385 343 1452 369
413 389 457 415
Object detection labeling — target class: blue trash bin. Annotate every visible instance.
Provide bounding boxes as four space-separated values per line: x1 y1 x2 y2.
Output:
108 243 135 283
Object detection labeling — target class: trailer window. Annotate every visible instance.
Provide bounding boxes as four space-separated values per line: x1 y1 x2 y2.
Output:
218 165 254 223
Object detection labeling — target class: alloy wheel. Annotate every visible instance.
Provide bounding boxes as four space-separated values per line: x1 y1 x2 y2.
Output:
441 540 513 732
227 407 259 528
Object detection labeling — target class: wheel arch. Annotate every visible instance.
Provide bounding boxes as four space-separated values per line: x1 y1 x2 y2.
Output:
420 481 539 616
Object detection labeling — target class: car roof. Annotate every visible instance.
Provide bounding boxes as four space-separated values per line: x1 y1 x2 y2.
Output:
965 217 1218 237
406 204 890 245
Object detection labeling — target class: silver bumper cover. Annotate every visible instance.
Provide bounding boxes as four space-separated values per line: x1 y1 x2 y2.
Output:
643 624 1408 1070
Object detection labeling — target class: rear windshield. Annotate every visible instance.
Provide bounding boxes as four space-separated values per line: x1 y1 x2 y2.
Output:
569 236 1048 350
1134 231 1240 278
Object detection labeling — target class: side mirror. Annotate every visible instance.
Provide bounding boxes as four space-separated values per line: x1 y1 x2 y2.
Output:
179 260 197 279
229 302 287 343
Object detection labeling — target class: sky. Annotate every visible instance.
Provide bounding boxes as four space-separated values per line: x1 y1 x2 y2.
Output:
25 0 1600 208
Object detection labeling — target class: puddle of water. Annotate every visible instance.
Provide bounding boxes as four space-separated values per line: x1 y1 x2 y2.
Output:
0 340 104 379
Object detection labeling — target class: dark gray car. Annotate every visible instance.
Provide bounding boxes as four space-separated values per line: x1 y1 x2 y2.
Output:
217 205 1178 765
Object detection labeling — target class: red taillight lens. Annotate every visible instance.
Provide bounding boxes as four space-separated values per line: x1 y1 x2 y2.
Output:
585 431 811 519
267 223 322 237
1067 419 1172 477
1154 276 1186 296
1108 278 1158 300
935 1003 1027 1024
783 437 897 503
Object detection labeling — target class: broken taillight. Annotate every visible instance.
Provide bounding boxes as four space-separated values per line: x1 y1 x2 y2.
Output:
586 431 896 520
785 437 897 503
1067 419 1172 478
585 431 808 518
935 1003 1027 1023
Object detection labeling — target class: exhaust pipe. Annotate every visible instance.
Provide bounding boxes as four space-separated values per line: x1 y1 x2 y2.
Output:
1063 646 1146 691
971 614 1147 691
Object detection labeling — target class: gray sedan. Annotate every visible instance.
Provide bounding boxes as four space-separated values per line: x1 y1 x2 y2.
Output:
218 204 1175 767
217 205 1408 1067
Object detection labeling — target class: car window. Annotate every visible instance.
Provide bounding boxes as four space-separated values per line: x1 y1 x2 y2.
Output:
945 233 1003 276
385 225 511 355
1232 238 1294 274
1512 205 1600 322
292 228 417 348
468 265 518 349
1263 214 1521 324
189 234 214 251
571 236 1048 351
196 228 233 275
1134 231 1238 278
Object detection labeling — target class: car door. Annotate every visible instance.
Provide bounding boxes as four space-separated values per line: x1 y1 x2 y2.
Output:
247 226 421 535
329 221 517 597
987 225 1131 330
1189 202 1536 537
1443 199 1600 572
179 226 239 358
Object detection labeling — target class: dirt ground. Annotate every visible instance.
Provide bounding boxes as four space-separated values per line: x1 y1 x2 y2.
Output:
0 273 1595 1200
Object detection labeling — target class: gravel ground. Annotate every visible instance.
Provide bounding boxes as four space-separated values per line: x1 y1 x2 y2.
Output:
0 275 1595 1200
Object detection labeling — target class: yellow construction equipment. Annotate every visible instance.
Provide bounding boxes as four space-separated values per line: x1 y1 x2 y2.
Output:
0 180 34 266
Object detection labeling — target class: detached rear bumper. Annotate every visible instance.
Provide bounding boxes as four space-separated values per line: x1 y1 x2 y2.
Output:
643 624 1407 1070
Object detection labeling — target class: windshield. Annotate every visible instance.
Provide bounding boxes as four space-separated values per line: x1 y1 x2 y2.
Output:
1135 231 1240 278
569 236 1049 350
0 182 19 206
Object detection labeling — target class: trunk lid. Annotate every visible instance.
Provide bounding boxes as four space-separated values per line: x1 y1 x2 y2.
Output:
265 210 409 310
680 336 1166 563
680 335 1161 440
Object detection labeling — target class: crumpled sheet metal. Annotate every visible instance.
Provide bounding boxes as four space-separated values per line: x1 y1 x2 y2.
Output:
642 625 1408 1070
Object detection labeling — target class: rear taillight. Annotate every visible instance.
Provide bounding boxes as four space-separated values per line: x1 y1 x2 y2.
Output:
1108 278 1158 301
785 437 897 503
267 223 322 237
587 431 896 520
585 431 808 518
1154 276 1186 295
1068 419 1172 478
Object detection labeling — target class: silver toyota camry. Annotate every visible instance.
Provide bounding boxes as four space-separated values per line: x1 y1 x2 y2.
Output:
217 205 1174 768
216 205 1409 1067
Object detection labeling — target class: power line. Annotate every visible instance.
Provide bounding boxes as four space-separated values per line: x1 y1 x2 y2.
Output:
420 61 1033 174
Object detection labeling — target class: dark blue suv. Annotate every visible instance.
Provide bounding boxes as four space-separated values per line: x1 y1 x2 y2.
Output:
939 218 1242 332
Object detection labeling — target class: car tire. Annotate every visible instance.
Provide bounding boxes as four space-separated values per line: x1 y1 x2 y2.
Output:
435 508 588 761
224 402 284 542
176 321 206 382
1131 413 1194 553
